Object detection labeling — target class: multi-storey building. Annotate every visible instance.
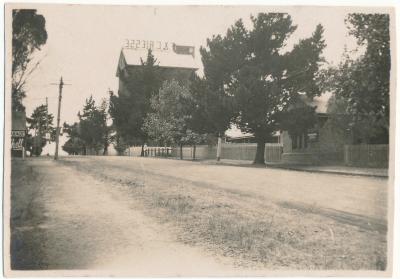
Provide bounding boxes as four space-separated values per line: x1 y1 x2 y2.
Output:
116 39 198 97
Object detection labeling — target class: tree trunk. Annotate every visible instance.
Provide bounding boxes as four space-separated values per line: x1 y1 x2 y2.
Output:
140 143 144 157
254 138 266 165
103 142 108 155
180 144 183 160
192 144 196 160
216 134 222 161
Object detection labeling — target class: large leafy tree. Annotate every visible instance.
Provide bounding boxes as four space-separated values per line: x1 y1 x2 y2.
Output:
62 122 85 155
109 50 162 155
63 96 111 156
77 96 109 155
12 9 48 112
99 99 113 155
330 13 390 144
143 80 206 153
26 104 54 156
201 13 326 164
187 73 235 140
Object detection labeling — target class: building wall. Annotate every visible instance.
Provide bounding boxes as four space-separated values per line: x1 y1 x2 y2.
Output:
282 115 349 165
118 66 195 97
159 67 195 85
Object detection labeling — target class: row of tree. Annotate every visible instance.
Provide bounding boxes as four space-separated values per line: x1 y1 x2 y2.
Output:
113 13 389 164
22 12 387 163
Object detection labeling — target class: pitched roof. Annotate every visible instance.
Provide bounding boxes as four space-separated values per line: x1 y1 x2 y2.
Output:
117 48 199 76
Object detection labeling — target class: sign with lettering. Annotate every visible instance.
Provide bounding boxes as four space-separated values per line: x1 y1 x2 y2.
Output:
124 39 171 52
11 130 25 150
12 130 25 137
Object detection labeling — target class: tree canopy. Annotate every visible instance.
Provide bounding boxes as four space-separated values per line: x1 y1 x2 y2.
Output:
329 13 390 144
143 80 206 148
62 96 110 155
12 9 48 112
109 50 162 152
186 73 235 138
26 103 54 156
62 122 85 155
200 13 326 163
78 96 109 154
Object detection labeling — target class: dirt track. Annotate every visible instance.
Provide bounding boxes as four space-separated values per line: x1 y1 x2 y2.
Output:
10 158 241 275
10 157 388 274
66 156 388 220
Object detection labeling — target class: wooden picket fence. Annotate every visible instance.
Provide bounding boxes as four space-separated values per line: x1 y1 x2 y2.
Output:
344 144 388 168
146 147 173 157
142 143 283 162
220 143 282 162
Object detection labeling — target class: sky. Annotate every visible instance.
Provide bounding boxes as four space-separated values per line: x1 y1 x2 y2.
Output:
8 4 392 153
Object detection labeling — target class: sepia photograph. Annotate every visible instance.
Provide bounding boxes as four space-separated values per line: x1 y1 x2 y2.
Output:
2 2 397 277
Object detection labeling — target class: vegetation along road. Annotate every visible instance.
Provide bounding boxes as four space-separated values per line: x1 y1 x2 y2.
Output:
11 156 388 274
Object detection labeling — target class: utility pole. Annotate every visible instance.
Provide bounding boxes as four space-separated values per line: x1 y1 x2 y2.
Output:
51 77 70 160
45 97 49 143
54 77 63 160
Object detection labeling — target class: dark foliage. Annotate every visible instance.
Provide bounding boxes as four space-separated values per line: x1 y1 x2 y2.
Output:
12 9 47 112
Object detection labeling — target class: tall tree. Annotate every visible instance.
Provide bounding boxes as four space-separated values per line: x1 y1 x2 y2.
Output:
62 122 85 155
78 96 109 155
201 13 325 164
99 99 112 155
330 13 390 144
109 50 162 155
26 104 54 156
12 9 48 112
187 73 235 139
143 80 206 155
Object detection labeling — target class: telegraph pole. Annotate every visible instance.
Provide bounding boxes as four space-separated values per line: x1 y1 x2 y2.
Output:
45 97 49 143
54 77 64 160
51 77 70 160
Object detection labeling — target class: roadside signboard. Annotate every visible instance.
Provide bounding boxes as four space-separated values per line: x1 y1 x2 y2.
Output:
11 130 25 150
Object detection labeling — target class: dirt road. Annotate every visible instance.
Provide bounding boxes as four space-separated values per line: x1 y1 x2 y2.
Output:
65 156 388 220
10 156 388 273
10 158 242 275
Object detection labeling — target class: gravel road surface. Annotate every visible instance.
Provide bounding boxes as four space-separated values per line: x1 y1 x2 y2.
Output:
10 156 388 274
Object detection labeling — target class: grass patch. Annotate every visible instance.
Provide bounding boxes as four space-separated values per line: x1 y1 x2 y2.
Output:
153 194 194 214
59 158 387 270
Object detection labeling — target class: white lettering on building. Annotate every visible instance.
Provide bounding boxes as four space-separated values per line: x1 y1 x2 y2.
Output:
124 39 171 52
